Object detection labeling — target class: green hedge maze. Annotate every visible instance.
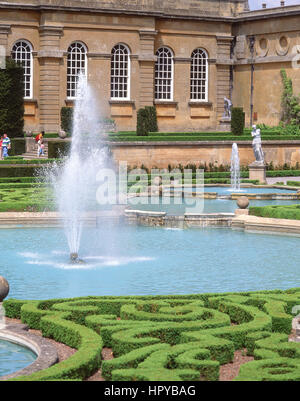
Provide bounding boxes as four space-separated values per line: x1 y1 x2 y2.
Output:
4 288 300 381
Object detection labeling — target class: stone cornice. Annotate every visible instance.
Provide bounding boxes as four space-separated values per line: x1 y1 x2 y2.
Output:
0 24 11 34
39 25 64 37
37 49 64 59
0 2 238 23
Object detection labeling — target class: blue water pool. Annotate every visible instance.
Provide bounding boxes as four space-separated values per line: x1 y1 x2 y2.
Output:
128 196 300 215
1 225 300 300
184 186 297 195
0 340 36 377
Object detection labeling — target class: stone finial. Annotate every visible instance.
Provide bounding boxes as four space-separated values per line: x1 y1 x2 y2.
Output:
237 196 249 209
59 130 67 139
262 3 267 8
0 276 9 302
280 1 285 6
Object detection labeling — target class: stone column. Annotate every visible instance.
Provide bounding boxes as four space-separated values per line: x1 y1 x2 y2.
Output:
138 30 157 108
216 36 234 126
0 24 10 67
38 26 64 132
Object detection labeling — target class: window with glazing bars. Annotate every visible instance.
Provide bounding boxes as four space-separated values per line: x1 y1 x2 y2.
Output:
11 41 33 99
67 42 87 98
155 47 173 101
111 44 130 99
190 48 208 101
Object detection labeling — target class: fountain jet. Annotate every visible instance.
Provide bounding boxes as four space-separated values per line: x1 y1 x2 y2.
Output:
231 143 241 191
49 74 109 259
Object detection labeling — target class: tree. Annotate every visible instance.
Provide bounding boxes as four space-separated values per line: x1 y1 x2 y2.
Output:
280 69 300 125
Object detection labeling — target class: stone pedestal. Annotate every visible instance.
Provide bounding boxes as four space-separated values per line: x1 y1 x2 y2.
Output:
249 162 266 184
219 117 231 132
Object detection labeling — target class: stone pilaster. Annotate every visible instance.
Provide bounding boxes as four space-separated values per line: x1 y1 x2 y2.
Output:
38 26 64 132
138 30 157 108
216 36 234 121
0 25 10 66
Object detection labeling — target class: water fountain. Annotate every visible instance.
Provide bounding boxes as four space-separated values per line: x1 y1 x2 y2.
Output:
50 74 109 262
230 143 240 191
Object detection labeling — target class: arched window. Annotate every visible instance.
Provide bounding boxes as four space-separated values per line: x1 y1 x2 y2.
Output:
11 40 33 99
111 44 130 100
190 48 208 101
67 42 87 98
155 47 173 101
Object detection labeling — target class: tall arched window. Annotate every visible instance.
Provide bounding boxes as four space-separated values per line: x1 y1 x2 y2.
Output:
111 44 130 100
11 40 33 99
190 48 208 101
155 47 173 101
67 42 87 98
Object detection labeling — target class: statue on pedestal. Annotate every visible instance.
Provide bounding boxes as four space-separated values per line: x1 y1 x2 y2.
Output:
223 97 232 119
251 125 264 164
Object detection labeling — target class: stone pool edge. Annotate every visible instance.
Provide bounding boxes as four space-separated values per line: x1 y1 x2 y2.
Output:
0 321 58 380
1 211 300 237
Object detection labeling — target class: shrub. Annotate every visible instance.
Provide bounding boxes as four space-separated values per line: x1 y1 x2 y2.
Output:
60 107 73 134
0 58 24 138
10 138 26 155
48 141 71 158
231 107 245 136
145 106 158 133
136 108 149 136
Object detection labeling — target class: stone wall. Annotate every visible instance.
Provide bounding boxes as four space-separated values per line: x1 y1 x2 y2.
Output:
110 140 300 169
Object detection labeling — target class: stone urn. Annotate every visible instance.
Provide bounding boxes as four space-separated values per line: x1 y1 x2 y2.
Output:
25 131 33 137
59 130 67 139
0 276 9 302
237 196 249 209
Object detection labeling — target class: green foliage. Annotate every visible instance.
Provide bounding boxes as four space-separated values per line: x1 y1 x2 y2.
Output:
48 141 71 158
280 69 300 125
60 107 73 133
250 205 300 221
136 108 149 136
231 107 245 136
0 58 24 138
10 139 26 155
3 288 300 381
145 106 158 132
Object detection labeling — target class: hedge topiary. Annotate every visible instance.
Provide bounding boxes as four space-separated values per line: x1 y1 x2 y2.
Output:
48 141 71 158
136 108 148 136
61 107 74 134
231 107 245 136
4 288 300 381
145 106 158 133
0 58 24 138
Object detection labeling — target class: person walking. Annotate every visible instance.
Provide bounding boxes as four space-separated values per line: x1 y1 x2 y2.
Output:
0 136 3 160
2 134 11 158
36 131 45 158
38 135 45 157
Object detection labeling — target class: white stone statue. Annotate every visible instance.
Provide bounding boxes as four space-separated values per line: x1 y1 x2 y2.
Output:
223 97 232 119
251 125 264 164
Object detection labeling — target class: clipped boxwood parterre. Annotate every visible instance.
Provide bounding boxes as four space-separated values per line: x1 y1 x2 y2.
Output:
3 287 300 381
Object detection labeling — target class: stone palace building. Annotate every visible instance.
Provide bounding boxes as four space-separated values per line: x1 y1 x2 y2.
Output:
0 0 299 132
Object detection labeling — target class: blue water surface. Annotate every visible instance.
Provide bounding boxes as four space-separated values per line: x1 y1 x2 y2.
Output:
0 340 36 377
1 224 299 300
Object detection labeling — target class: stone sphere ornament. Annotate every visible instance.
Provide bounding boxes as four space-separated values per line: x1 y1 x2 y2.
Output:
0 276 9 302
237 196 249 209
59 130 67 139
